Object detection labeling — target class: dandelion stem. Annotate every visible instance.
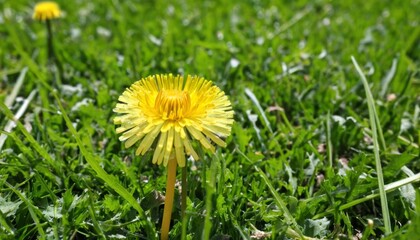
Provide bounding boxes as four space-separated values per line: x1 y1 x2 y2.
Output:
181 166 187 218
45 19 63 86
161 158 177 240
46 20 54 62
181 166 188 239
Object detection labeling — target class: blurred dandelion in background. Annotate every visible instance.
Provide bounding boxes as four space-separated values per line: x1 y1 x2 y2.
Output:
33 1 63 85
33 1 60 21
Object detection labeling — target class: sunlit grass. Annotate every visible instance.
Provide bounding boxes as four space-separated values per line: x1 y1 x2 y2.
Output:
0 0 419 239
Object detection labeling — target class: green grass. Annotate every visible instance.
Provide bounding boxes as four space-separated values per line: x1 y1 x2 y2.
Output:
1 0 419 239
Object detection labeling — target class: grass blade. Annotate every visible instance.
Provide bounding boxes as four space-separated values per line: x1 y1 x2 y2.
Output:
0 100 59 174
380 58 398 98
0 90 37 150
52 91 157 238
0 210 14 235
255 166 304 237
245 88 273 134
314 171 420 219
237 150 308 239
351 56 391 234
326 111 333 167
4 67 28 108
5 181 46 239
203 158 217 240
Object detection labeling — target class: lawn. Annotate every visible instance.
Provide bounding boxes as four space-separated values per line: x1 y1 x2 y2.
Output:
0 0 419 239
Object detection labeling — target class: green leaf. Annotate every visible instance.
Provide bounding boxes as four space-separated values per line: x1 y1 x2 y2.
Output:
303 217 330 237
383 153 417 178
103 195 121 213
0 195 22 217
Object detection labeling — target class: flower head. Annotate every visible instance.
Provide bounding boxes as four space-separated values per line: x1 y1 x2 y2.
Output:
33 1 61 21
114 74 234 167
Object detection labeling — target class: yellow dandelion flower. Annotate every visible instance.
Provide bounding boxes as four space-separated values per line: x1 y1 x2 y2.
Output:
114 74 234 167
33 1 61 21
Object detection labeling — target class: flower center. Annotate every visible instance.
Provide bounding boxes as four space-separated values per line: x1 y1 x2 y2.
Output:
154 90 191 120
